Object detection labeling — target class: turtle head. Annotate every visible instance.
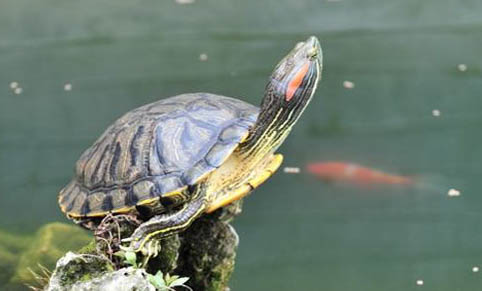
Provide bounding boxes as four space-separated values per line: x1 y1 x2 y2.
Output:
240 37 322 156
260 36 322 130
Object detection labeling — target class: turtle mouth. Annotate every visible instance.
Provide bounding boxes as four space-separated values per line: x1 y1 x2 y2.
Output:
292 36 322 63
305 36 321 60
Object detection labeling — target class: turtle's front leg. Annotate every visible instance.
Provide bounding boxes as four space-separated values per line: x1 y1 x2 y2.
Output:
124 188 208 255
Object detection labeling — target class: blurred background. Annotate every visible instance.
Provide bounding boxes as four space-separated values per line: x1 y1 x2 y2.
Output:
1 0 481 290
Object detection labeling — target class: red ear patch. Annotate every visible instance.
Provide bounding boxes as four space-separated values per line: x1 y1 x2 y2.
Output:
285 62 310 101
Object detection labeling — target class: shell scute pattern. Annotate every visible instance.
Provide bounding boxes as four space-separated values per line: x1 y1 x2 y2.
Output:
59 93 259 217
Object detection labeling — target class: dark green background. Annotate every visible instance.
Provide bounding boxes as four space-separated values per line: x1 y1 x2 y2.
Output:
1 0 481 290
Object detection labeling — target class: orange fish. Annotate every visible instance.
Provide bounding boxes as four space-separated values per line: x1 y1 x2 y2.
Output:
305 161 413 186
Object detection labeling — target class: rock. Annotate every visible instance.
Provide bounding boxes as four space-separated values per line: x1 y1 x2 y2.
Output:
176 214 239 291
143 202 241 290
45 252 155 291
46 201 243 291
10 222 92 285
67 267 155 291
45 252 117 290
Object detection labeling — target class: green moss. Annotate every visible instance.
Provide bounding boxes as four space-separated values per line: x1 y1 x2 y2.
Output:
10 222 92 285
208 260 235 291
176 213 238 291
147 234 181 274
77 239 97 255
0 230 31 254
52 253 114 287
0 229 33 290
0 245 18 284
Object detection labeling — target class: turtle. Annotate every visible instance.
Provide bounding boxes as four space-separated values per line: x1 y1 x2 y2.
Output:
58 36 323 255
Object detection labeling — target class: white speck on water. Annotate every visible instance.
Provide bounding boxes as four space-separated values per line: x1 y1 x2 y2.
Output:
175 0 195 4
416 280 424 286
9 82 19 89
448 188 461 197
457 64 467 72
199 53 208 61
432 109 441 117
64 83 72 91
473 266 479 273
343 80 355 89
283 167 300 174
14 87 23 94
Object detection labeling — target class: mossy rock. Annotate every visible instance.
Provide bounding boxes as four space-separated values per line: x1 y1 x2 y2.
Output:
77 239 97 255
10 222 91 285
176 213 239 291
46 252 115 289
53 266 153 291
31 203 241 290
146 234 181 275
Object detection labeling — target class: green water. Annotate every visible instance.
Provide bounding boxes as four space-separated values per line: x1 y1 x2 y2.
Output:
1 0 481 290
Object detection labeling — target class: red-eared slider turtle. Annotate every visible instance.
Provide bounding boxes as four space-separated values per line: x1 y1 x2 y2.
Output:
58 36 323 253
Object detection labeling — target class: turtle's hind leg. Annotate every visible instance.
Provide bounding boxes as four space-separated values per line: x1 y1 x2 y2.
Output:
124 185 208 256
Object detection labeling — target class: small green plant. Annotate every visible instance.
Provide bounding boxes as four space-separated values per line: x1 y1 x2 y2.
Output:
114 250 139 268
114 250 191 290
147 270 191 291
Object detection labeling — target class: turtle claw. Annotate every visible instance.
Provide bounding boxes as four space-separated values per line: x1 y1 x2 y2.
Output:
120 231 161 267
141 239 161 258
118 237 161 267
138 240 161 267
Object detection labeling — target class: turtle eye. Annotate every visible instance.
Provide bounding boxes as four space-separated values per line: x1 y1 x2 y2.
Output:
285 62 310 101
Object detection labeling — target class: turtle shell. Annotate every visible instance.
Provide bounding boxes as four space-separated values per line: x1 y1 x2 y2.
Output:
59 93 259 218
